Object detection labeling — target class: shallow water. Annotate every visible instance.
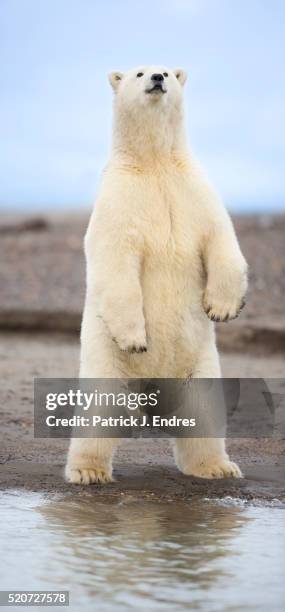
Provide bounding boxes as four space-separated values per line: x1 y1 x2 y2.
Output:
0 491 284 611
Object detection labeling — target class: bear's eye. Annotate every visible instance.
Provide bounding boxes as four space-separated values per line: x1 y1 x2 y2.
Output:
163 72 168 77
136 72 144 77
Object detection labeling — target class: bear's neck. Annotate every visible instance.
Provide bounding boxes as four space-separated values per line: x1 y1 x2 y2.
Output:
111 102 188 167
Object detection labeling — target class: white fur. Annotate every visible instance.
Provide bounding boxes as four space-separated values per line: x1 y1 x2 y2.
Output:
65 65 247 485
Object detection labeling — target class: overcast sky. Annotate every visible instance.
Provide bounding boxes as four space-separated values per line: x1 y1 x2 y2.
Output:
0 0 284 212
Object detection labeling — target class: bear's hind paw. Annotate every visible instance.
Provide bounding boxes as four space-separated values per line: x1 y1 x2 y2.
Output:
65 465 113 485
181 459 243 479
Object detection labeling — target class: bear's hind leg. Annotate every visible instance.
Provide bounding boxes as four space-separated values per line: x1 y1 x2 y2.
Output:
65 437 118 485
174 438 242 479
65 323 124 485
173 344 242 479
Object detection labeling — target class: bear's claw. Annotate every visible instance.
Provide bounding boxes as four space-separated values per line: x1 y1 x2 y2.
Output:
204 296 246 323
128 345 147 353
112 334 147 353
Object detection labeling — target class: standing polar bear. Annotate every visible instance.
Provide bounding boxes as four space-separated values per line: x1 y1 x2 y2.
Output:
66 65 248 485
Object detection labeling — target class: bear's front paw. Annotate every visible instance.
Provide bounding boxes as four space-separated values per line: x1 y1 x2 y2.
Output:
113 330 147 353
203 293 246 322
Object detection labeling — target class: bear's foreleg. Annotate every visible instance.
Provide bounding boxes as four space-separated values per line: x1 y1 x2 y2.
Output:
202 221 248 322
86 212 147 353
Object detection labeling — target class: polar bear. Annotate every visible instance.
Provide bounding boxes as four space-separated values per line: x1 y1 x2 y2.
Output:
65 65 248 485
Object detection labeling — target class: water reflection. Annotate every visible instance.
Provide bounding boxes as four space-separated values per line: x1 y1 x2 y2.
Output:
1 492 284 611
38 496 247 609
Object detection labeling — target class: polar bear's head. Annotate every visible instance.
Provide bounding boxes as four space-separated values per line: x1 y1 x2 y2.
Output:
108 66 187 158
109 65 187 112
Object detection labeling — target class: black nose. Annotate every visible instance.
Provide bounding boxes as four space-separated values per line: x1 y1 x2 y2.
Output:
151 73 164 82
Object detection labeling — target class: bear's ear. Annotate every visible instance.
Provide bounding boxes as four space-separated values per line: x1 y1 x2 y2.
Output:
173 69 187 86
108 72 124 92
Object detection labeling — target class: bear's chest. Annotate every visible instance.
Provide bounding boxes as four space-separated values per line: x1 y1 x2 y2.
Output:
142 175 202 267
